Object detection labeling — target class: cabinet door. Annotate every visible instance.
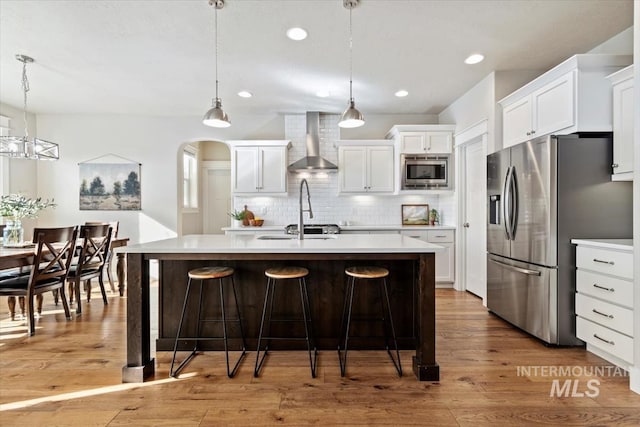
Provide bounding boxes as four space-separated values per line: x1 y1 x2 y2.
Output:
259 147 287 193
612 79 634 175
367 146 394 192
399 132 426 153
533 71 575 137
434 242 455 282
233 147 259 193
503 96 532 148
426 132 452 153
339 146 367 192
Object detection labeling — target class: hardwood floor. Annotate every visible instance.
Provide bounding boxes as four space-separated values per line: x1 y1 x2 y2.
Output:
1 288 639 426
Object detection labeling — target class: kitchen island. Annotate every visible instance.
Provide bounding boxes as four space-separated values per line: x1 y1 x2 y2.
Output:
120 233 442 383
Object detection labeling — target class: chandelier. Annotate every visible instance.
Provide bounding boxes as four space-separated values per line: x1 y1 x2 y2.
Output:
0 54 59 160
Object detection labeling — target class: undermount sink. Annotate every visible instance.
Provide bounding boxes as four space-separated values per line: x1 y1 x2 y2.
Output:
256 234 338 240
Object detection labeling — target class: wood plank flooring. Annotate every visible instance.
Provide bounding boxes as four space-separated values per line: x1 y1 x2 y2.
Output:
1 288 639 426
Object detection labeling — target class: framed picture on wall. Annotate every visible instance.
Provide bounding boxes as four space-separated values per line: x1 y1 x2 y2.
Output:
79 156 141 211
401 204 429 225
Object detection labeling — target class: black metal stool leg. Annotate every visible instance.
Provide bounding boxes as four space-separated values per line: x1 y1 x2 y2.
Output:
227 275 247 378
254 277 273 377
338 275 356 377
382 277 402 377
299 277 317 378
171 277 195 377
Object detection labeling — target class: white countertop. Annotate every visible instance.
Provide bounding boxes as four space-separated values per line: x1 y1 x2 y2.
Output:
222 224 456 232
571 238 633 251
120 233 444 254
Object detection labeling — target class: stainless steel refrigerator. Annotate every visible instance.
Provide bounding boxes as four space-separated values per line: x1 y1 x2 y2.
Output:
486 134 632 345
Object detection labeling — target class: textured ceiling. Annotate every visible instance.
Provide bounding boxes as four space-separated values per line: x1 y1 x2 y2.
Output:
0 0 633 117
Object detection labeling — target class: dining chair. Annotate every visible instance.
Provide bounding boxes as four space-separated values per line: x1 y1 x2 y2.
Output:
84 221 119 293
0 226 78 335
67 224 113 315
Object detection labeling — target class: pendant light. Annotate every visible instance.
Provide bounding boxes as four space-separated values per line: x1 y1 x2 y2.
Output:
338 0 364 129
0 55 59 160
203 0 231 128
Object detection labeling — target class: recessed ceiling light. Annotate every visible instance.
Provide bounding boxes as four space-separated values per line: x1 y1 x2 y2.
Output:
395 90 409 97
237 91 252 98
286 27 308 41
316 90 330 98
464 54 485 65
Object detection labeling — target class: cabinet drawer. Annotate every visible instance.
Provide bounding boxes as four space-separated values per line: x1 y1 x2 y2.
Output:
576 246 633 279
575 293 633 337
576 270 633 308
576 317 634 364
427 230 454 243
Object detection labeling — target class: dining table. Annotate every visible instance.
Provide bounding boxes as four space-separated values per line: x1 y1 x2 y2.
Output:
0 237 130 295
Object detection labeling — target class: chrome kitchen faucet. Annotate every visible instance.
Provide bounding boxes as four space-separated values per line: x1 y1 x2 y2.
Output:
298 178 313 240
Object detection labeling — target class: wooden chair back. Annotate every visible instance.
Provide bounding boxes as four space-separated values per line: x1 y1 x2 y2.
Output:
76 224 113 276
30 226 79 286
85 221 119 238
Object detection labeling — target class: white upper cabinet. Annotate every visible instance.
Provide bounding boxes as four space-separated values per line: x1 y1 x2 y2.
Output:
499 54 632 149
607 65 634 181
386 125 455 154
337 141 394 194
229 140 290 195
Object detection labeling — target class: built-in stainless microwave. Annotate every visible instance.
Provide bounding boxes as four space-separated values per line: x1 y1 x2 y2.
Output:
401 154 451 190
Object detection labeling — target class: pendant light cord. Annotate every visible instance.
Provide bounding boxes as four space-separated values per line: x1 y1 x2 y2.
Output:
348 6 353 101
214 4 219 102
21 59 30 138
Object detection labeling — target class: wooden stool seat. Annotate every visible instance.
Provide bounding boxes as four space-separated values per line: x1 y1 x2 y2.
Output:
345 266 389 279
265 266 309 280
188 266 234 280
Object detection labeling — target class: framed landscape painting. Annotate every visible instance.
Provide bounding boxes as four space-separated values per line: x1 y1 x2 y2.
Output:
401 204 429 225
79 163 141 210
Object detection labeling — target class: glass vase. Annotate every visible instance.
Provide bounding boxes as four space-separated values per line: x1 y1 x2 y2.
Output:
2 219 24 246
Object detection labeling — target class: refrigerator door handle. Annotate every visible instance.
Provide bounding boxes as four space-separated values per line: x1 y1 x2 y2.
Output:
489 257 542 276
502 166 513 240
510 166 519 239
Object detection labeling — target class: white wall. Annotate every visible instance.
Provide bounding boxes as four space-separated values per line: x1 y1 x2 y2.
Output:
0 103 42 240
33 113 284 244
630 0 639 396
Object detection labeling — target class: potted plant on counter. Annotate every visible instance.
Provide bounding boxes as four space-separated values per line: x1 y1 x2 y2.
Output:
429 209 439 226
1 194 56 246
227 209 246 228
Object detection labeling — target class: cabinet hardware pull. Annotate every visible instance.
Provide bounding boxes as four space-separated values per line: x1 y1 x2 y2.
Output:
463 222 470 228
434 235 446 238
526 132 531 136
592 308 614 319
593 283 615 292
593 334 614 346
531 130 535 134
593 258 614 265
612 163 619 168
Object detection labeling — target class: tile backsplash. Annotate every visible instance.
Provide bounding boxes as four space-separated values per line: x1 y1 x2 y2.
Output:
233 113 452 226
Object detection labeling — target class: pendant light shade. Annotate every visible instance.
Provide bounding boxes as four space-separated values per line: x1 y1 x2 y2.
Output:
203 0 230 128
0 54 59 160
339 0 364 129
203 98 231 128
339 99 364 128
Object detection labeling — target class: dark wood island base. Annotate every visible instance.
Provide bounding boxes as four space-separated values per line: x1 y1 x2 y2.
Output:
121 234 440 383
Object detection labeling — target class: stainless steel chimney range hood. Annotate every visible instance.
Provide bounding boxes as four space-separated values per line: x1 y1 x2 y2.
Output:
287 112 338 173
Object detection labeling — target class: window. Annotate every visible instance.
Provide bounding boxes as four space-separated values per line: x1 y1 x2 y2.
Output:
183 147 198 209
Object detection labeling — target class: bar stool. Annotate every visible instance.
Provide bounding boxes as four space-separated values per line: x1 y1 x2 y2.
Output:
338 266 402 377
254 266 318 378
170 266 247 378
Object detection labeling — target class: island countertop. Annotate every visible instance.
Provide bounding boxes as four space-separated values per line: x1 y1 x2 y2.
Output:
120 233 444 255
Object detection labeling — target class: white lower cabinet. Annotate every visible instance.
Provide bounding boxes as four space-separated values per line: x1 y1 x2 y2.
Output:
401 229 455 283
573 241 634 368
